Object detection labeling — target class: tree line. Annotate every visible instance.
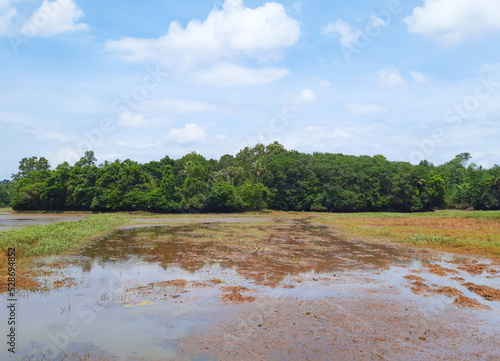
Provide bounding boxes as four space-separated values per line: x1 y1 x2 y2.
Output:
2 143 499 213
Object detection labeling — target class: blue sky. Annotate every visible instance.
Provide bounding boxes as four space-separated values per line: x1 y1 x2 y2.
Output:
1 0 500 179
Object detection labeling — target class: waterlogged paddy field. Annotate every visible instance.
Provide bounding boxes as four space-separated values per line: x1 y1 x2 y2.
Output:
1 214 500 360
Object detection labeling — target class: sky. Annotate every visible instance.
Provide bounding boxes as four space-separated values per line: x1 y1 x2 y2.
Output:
1 0 500 179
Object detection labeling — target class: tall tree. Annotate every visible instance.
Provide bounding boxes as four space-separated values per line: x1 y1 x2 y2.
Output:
12 157 51 181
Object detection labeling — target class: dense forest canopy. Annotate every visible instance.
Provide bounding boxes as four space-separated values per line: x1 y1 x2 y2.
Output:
4 143 500 213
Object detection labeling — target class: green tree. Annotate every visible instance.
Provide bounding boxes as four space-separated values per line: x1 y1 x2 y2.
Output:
12 156 51 181
91 160 152 211
0 180 12 207
206 182 243 212
237 182 270 211
74 151 97 167
149 165 182 212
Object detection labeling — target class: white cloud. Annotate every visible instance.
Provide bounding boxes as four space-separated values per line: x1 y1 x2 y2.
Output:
375 69 405 88
117 141 159 149
283 88 317 105
318 80 331 87
328 129 353 139
38 131 77 143
299 88 317 103
20 0 88 37
411 70 431 83
0 0 16 35
404 0 500 44
193 63 289 87
322 16 387 47
305 125 322 132
292 2 302 13
105 0 301 68
344 102 388 116
283 125 358 151
165 124 207 144
46 146 80 165
117 111 148 128
322 20 360 47
139 98 229 115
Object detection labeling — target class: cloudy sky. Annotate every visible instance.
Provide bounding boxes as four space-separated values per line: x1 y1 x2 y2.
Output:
1 0 500 179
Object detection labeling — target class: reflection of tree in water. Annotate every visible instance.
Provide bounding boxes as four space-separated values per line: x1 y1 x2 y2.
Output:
78 223 410 282
18 342 112 361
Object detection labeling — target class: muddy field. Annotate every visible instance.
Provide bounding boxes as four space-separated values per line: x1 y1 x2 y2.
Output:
1 217 500 360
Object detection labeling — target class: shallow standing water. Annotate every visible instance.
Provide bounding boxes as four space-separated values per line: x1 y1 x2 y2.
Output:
2 222 500 360
0 213 85 230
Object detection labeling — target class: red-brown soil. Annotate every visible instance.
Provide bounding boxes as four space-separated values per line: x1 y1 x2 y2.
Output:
430 286 463 298
0 267 40 293
424 263 459 276
221 291 256 304
209 279 224 284
463 282 500 301
158 279 188 288
410 281 430 296
404 275 425 282
457 264 489 275
453 296 492 310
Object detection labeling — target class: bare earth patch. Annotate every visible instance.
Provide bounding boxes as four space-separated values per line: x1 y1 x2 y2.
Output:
457 263 489 275
404 275 425 282
410 281 431 296
209 279 224 284
0 273 40 292
453 296 492 310
430 286 463 298
463 282 500 301
158 279 188 288
424 264 458 276
221 292 256 304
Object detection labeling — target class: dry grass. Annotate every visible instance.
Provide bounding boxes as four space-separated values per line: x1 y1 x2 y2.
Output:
315 210 500 259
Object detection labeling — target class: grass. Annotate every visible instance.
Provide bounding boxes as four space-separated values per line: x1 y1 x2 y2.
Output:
0 214 128 258
0 207 12 212
315 210 500 259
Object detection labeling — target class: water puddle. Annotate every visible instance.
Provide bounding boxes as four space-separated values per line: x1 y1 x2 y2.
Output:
2 222 499 360
0 214 85 230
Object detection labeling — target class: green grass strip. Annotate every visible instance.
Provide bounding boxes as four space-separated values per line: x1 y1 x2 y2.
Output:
0 214 128 257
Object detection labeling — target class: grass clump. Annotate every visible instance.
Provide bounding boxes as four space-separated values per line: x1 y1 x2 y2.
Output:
0 214 128 258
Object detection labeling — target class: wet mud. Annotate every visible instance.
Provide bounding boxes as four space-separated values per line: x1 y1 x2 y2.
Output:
463 282 500 301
